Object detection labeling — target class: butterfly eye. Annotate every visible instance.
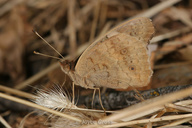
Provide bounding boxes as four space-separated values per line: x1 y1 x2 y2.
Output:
67 63 71 68
120 48 128 55
59 60 71 73
129 65 136 71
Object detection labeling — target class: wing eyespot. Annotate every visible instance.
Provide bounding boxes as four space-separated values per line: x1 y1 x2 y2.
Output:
129 65 136 71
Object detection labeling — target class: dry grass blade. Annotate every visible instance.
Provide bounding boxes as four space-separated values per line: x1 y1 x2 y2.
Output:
102 114 192 128
0 115 12 128
82 87 192 128
160 118 192 128
133 0 181 18
0 0 23 16
151 27 191 44
68 0 77 55
14 62 59 90
0 92 82 122
154 61 192 70
165 103 192 112
19 111 36 128
103 87 192 122
0 84 34 99
89 0 100 42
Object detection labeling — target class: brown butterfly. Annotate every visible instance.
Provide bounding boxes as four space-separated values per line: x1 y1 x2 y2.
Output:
34 17 155 111
60 17 155 90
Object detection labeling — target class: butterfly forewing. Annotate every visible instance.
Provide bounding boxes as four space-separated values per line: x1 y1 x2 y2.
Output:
115 17 154 45
74 17 154 89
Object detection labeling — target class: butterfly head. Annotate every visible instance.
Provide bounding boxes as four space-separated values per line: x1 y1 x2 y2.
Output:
59 60 73 74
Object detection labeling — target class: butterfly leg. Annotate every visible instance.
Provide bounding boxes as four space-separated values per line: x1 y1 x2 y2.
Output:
96 88 106 114
72 82 75 104
132 88 144 101
90 88 106 113
92 88 96 108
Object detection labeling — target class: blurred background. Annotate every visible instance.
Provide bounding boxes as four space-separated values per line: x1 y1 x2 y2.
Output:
0 0 192 127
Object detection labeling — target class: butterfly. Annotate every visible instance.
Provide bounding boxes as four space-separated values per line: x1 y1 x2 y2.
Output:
60 17 155 90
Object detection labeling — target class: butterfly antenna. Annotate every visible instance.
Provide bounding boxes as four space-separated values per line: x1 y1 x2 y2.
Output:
33 51 61 60
33 30 65 60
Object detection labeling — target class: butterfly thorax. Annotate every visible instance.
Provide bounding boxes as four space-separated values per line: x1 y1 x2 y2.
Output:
59 60 94 89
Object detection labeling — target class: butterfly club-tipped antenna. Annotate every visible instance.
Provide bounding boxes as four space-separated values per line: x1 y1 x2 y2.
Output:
32 29 65 60
33 51 61 60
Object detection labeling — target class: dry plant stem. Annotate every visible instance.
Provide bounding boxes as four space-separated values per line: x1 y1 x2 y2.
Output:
103 114 192 128
0 92 81 122
154 61 192 70
165 103 192 112
145 114 157 128
159 118 192 128
14 62 59 90
98 0 108 31
19 111 36 128
132 0 181 18
146 122 152 128
89 0 100 42
0 84 34 99
151 27 191 44
103 87 192 122
98 21 113 37
175 100 192 106
68 0 77 55
0 115 11 128
0 86 114 113
81 87 192 128
74 107 114 113
171 7 192 28
0 0 22 16
63 1 94 37
155 108 167 118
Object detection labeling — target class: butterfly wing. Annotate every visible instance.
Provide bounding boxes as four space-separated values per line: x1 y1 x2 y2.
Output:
82 17 154 53
114 17 154 45
75 17 154 89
